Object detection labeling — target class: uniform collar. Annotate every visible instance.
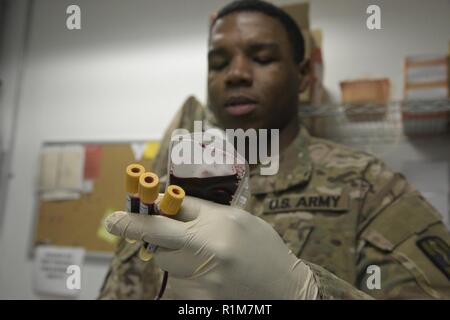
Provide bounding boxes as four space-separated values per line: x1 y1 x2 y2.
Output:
249 125 313 195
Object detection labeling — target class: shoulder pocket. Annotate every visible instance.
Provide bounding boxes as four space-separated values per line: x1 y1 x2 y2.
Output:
361 194 442 251
360 196 449 298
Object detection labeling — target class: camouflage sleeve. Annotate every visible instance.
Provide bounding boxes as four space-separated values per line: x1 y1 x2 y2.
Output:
98 96 206 299
355 159 450 299
305 262 373 299
97 239 162 299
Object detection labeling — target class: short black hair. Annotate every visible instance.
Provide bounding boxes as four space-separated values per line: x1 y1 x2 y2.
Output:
211 0 305 64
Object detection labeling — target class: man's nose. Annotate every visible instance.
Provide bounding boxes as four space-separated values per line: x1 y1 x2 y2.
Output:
225 55 253 88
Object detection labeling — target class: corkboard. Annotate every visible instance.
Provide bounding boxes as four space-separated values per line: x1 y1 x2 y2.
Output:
33 142 158 255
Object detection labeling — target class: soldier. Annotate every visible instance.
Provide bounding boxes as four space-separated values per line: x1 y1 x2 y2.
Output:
99 0 450 299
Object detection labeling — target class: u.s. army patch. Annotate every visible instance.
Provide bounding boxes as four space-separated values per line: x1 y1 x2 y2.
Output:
417 236 450 280
263 192 349 214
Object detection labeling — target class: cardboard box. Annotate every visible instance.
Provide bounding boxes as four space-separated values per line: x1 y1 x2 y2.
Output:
448 41 450 97
404 54 448 100
340 79 390 122
341 79 390 104
448 55 450 97
281 2 324 105
402 53 449 135
298 29 324 105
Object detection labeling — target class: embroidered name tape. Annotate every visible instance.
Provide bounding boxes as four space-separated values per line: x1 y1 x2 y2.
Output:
263 193 349 214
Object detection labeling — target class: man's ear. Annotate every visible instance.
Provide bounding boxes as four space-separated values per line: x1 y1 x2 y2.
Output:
298 59 310 94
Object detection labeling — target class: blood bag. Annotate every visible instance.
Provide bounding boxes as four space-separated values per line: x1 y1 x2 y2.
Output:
167 129 250 209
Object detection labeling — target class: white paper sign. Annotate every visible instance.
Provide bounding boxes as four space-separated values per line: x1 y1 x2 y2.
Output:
33 246 85 298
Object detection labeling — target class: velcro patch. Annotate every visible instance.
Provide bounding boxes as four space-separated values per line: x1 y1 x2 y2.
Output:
417 236 450 280
263 193 349 214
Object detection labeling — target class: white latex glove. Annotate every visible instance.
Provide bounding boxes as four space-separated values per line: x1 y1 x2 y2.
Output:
105 196 319 300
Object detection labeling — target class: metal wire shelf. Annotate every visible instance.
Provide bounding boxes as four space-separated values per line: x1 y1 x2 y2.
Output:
299 99 450 144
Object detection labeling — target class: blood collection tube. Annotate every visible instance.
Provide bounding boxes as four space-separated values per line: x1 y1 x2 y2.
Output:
125 163 145 244
159 185 186 217
138 184 185 261
137 172 160 261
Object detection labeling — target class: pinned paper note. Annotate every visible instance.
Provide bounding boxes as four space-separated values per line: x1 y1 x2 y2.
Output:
39 144 85 201
82 179 94 194
84 145 102 180
39 146 61 191
40 190 81 201
33 246 85 298
143 142 160 160
59 145 85 190
131 143 147 161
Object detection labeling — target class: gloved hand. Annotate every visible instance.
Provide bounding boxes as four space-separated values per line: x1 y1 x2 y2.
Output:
105 196 319 300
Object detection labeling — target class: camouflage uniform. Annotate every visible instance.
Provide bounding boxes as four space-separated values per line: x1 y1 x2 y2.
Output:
98 96 450 300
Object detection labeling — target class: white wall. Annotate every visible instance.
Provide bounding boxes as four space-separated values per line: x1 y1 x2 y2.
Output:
311 0 450 101
0 0 449 299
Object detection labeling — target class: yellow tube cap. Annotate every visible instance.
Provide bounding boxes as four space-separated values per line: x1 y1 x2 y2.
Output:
159 185 185 216
126 164 145 194
138 246 154 261
139 172 159 204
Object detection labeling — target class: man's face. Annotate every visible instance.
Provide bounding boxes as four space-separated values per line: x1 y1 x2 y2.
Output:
208 11 301 131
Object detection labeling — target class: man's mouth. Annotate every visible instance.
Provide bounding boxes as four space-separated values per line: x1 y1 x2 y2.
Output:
224 96 258 116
